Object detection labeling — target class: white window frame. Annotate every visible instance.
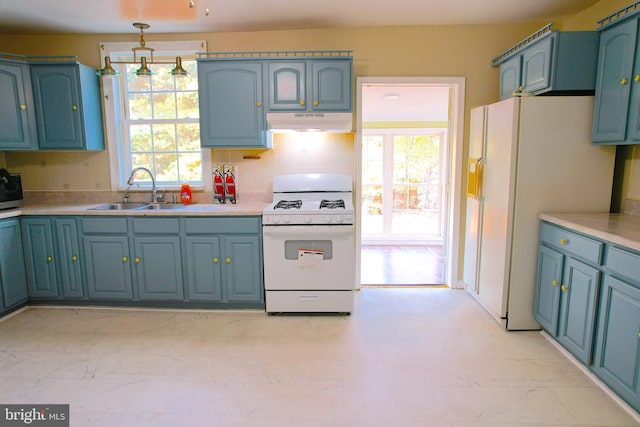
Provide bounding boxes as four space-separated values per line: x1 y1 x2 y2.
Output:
99 40 211 192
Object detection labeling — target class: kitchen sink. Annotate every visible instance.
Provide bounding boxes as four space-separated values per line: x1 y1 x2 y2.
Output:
88 202 149 210
137 203 186 210
88 202 188 211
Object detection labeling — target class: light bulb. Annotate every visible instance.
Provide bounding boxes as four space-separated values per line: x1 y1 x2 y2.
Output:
188 0 195 8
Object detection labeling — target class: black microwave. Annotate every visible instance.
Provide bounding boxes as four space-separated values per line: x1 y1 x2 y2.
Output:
0 169 24 210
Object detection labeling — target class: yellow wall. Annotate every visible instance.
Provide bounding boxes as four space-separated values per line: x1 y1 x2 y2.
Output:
0 23 543 193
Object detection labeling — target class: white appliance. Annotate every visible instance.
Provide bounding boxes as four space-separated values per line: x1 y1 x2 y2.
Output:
266 112 353 132
262 173 355 313
463 96 615 330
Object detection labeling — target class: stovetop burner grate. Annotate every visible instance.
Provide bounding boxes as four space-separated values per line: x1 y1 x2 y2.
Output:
320 199 345 209
274 200 303 210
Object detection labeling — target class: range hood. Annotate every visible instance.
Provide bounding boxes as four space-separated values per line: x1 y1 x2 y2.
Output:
266 112 353 132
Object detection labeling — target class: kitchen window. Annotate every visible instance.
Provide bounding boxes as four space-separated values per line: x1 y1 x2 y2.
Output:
100 40 211 191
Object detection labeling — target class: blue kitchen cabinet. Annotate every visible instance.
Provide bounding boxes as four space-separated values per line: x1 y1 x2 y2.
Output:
133 236 184 301
223 235 263 304
495 29 598 100
55 218 84 298
82 217 133 300
30 63 104 150
197 60 268 148
592 18 638 144
267 59 352 112
556 257 600 365
131 217 184 301
533 245 564 334
184 216 264 306
184 236 223 302
535 222 603 364
593 275 640 412
22 217 84 299
21 217 59 298
0 59 37 150
0 218 28 310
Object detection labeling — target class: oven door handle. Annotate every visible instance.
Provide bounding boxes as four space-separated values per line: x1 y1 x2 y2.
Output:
262 225 353 236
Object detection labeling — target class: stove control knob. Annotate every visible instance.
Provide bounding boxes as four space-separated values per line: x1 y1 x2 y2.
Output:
272 216 280 224
304 216 312 224
334 215 343 224
283 215 291 224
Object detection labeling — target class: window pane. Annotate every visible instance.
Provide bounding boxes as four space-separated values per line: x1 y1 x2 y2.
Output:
152 124 176 152
362 135 383 184
362 185 383 234
177 124 200 151
177 92 199 119
130 125 152 152
151 65 175 91
131 153 154 179
129 93 152 120
152 93 176 119
154 153 178 181
178 153 202 181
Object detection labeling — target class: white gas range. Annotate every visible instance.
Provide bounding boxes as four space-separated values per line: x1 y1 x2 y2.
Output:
262 174 355 313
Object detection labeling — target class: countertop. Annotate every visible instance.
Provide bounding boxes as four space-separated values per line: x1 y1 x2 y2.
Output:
0 201 269 220
539 212 640 252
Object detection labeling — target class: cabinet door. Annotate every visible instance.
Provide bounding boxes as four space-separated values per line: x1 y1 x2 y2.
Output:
21 218 59 298
198 61 266 148
55 218 84 298
626 25 640 143
184 236 223 302
83 235 133 300
533 245 564 334
557 257 600 364
521 35 553 94
311 60 352 111
592 19 638 143
0 219 28 308
133 237 184 300
593 275 640 412
499 55 522 100
222 236 263 303
268 61 306 111
0 62 37 150
31 65 85 149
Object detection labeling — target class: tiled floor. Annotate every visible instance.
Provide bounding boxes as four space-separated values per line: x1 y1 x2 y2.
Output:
0 288 638 426
361 245 445 285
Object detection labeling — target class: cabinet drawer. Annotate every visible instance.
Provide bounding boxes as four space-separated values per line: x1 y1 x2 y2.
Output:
540 222 603 264
185 217 261 234
605 246 640 285
265 290 353 313
82 217 128 234
132 218 180 234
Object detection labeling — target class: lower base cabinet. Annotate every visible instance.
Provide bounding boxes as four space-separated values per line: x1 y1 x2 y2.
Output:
134 236 184 300
0 218 28 312
535 221 640 413
83 234 133 300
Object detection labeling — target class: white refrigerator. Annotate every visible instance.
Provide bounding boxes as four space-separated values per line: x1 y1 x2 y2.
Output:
463 96 615 330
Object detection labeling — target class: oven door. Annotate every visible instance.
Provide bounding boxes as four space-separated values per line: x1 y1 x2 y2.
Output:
262 224 354 291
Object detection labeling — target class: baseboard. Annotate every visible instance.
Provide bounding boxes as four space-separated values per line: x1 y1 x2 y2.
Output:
540 330 640 423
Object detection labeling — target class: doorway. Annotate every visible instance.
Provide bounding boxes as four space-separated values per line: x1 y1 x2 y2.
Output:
355 77 465 289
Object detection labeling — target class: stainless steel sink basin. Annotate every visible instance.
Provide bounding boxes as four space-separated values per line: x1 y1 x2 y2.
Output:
88 202 149 210
137 203 186 210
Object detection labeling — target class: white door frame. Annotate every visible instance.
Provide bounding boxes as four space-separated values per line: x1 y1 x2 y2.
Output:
355 76 466 289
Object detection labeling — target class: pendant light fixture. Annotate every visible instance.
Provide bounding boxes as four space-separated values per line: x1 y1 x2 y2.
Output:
97 22 188 77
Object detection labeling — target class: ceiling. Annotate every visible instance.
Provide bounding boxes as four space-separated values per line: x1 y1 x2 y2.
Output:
0 0 600 35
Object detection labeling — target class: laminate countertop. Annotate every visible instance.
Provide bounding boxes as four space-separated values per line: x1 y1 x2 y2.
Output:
539 212 640 252
0 201 269 220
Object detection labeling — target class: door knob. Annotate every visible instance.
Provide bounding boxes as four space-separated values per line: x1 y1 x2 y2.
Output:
225 257 231 263
122 256 128 262
561 285 569 292
552 280 558 287
213 257 219 263
47 256 52 262
135 257 141 263
72 256 78 262
621 77 629 85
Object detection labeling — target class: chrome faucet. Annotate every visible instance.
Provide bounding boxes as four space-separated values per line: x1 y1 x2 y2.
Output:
127 167 161 203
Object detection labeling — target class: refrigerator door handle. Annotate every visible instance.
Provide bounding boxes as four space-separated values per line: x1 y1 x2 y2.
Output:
467 158 483 200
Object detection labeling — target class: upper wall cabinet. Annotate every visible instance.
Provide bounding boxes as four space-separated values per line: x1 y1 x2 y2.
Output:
197 51 353 149
0 57 38 150
30 63 104 150
267 59 352 112
493 24 599 100
592 6 640 145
